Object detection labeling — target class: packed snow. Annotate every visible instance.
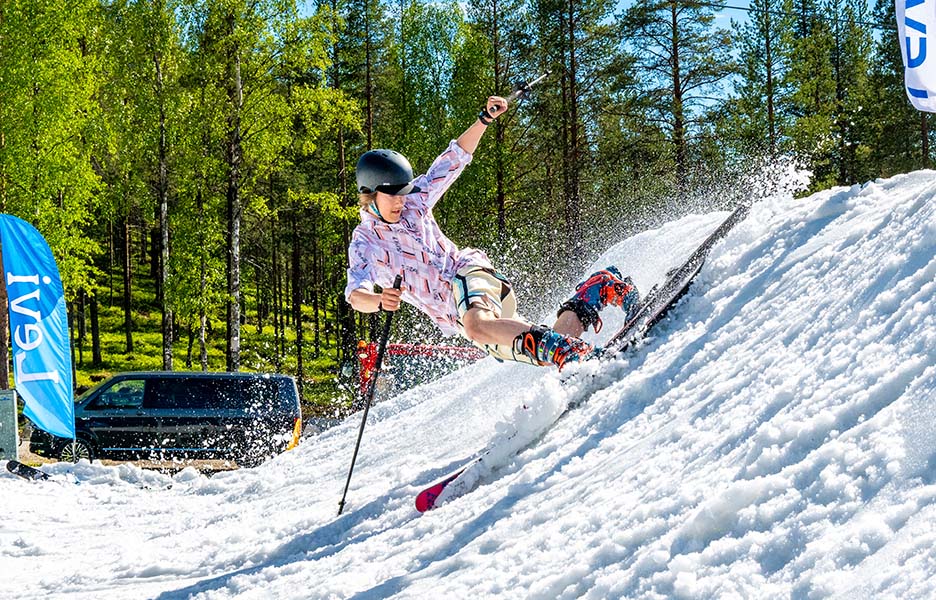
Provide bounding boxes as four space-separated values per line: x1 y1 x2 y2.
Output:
1 170 935 599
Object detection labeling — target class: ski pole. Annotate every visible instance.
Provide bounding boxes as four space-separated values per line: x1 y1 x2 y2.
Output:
338 274 402 516
489 71 550 115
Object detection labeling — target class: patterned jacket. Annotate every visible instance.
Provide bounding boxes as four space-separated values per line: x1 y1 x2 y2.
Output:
345 140 494 335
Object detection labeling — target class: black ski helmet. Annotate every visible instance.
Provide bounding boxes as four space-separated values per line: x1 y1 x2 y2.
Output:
355 149 421 195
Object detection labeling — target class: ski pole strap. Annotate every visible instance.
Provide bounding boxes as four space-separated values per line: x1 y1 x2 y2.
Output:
478 108 493 125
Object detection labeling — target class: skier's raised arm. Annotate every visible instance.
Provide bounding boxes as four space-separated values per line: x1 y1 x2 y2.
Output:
456 96 508 155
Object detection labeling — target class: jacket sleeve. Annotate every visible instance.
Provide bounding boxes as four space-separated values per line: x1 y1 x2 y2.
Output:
344 229 375 301
420 140 473 210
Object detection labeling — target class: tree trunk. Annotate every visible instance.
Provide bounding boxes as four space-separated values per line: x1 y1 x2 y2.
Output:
492 0 507 238
923 113 930 168
77 289 86 342
225 14 243 373
108 220 115 308
364 0 374 148
196 183 209 371
76 289 85 366
0 245 9 389
186 324 194 369
123 216 133 353
831 7 847 184
155 49 173 371
312 215 320 358
68 302 76 394
292 210 304 397
272 213 282 370
565 0 582 262
256 262 264 334
763 1 776 154
150 224 159 281
140 218 148 267
90 294 102 367
670 1 687 192
337 7 358 366
199 313 208 371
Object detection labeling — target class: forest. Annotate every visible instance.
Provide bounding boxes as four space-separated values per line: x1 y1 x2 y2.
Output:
0 0 930 414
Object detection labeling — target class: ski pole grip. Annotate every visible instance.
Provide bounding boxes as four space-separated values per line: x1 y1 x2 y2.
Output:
377 275 403 312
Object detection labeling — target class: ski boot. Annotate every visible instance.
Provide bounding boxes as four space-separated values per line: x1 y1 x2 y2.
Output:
558 266 640 333
515 324 594 370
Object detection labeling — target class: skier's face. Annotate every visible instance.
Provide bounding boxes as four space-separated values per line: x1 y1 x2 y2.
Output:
373 191 405 223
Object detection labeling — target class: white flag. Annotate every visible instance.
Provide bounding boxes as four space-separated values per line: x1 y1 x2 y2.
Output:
897 0 936 111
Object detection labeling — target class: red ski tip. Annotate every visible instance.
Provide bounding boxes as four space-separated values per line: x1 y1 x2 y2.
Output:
415 469 464 512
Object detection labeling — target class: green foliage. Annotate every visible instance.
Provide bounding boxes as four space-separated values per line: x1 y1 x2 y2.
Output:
865 0 933 175
0 0 103 297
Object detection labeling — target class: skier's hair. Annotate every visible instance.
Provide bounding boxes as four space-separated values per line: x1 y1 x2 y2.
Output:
358 191 377 210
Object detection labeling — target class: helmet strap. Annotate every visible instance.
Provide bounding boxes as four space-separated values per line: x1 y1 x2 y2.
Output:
369 201 392 224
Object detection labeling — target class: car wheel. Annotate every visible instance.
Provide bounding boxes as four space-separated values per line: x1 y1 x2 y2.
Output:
59 438 94 463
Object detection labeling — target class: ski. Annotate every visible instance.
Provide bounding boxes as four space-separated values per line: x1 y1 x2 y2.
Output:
6 460 51 481
606 203 750 354
414 204 751 512
414 468 465 512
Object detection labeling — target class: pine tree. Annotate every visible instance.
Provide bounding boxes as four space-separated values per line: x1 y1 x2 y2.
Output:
621 0 734 193
827 0 874 184
462 0 533 240
524 0 622 278
785 0 837 188
184 0 334 371
720 0 794 157
100 0 189 370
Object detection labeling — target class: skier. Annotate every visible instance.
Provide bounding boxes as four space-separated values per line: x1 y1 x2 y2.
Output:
345 95 640 369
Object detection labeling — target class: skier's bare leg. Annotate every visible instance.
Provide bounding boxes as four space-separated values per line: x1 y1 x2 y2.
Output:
461 305 584 348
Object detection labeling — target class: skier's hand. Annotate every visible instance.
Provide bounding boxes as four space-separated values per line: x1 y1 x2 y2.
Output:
379 286 402 312
485 96 508 118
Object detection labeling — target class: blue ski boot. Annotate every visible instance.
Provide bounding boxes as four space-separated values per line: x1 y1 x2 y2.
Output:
515 325 594 370
558 266 640 333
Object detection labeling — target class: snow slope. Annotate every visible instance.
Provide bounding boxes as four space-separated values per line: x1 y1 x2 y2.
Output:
1 170 935 600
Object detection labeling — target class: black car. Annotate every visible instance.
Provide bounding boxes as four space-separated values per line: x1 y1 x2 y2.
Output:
29 372 302 467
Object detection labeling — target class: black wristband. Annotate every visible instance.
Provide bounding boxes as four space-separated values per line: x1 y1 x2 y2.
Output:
478 108 493 125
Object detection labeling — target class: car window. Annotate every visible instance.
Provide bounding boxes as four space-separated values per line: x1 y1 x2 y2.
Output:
145 378 193 409
75 378 112 405
139 376 279 410
231 378 276 411
196 378 275 411
88 379 145 410
212 379 243 409
182 379 221 409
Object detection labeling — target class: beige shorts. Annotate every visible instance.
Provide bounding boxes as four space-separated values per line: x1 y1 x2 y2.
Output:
453 266 538 365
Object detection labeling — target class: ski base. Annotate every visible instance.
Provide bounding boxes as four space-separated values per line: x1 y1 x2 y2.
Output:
6 460 51 481
415 468 465 512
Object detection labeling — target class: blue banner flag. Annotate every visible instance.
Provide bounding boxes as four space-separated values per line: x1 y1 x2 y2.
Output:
897 0 936 112
0 214 74 439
